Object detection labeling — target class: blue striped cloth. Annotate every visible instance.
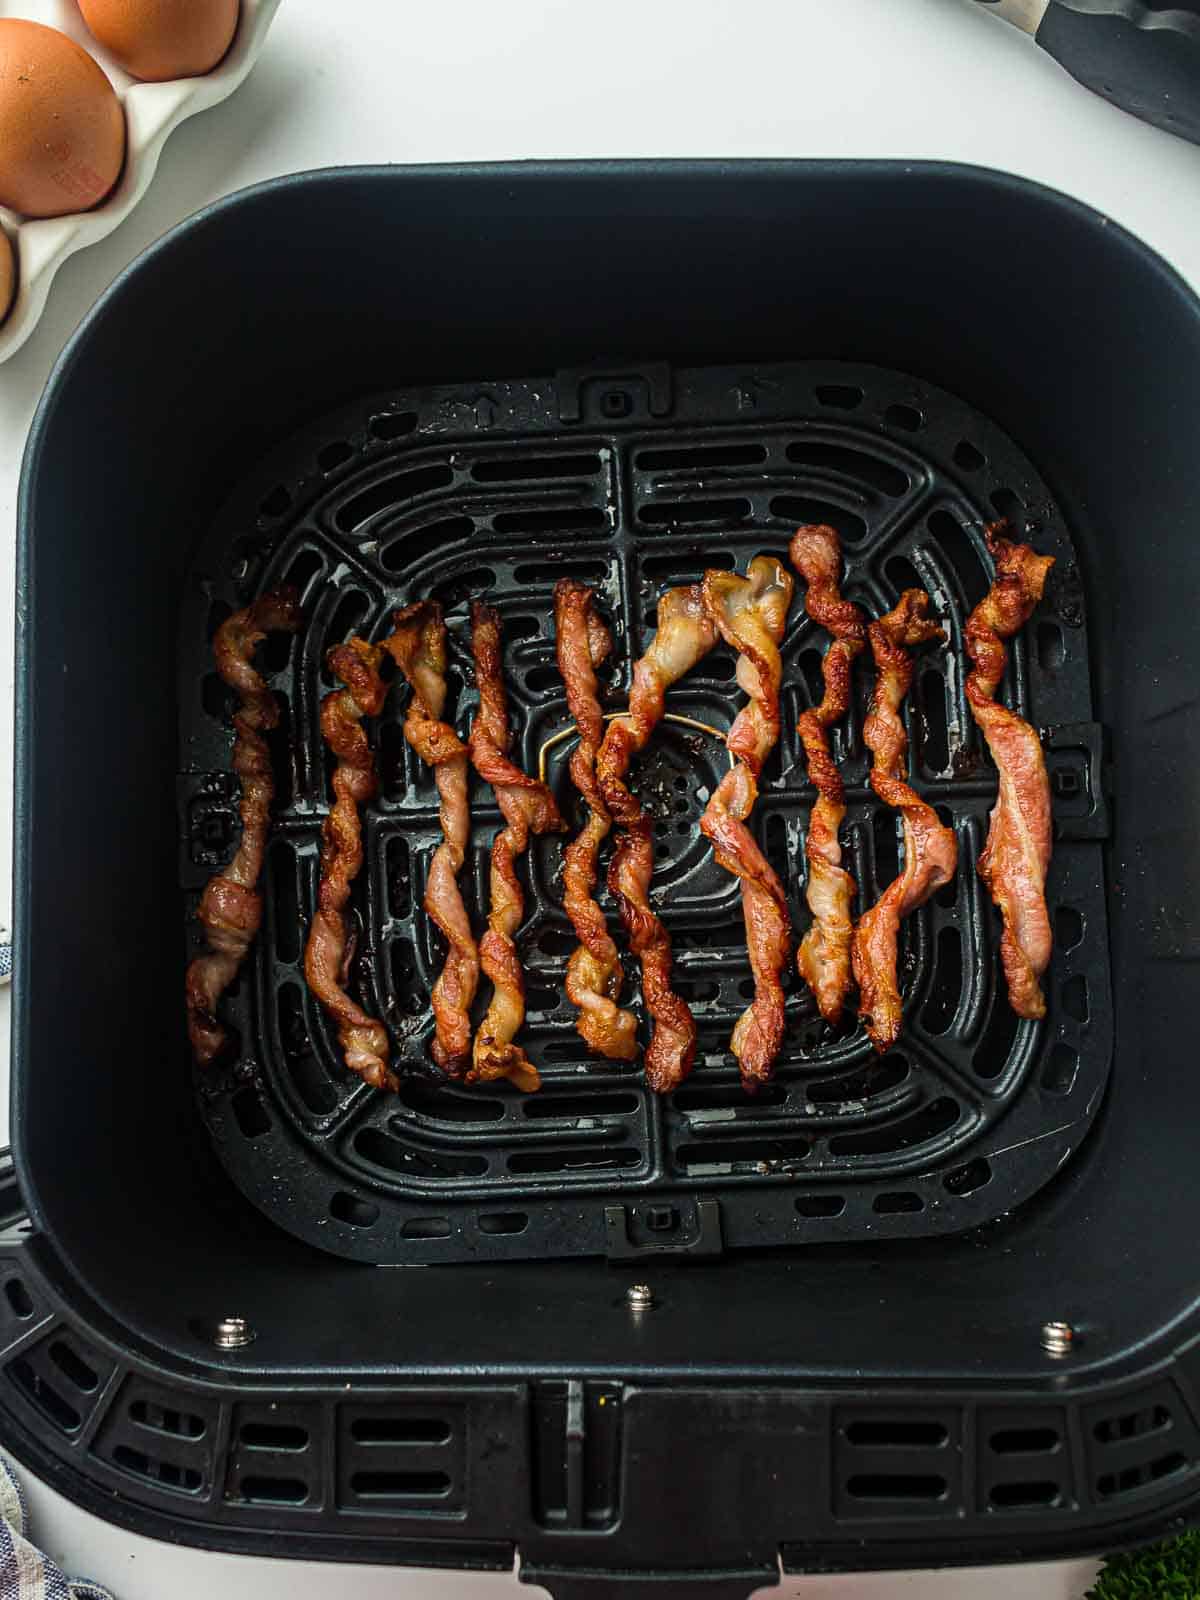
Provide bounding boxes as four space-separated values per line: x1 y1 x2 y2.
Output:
0 1456 113 1600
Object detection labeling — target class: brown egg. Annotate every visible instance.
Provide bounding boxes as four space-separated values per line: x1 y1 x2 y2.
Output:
0 230 14 325
0 20 125 218
78 0 240 82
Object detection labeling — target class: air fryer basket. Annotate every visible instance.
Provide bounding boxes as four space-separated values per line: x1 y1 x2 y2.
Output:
8 164 1200 1595
180 358 1111 1264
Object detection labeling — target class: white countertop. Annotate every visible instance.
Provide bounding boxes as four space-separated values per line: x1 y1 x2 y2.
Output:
4 0 1198 1591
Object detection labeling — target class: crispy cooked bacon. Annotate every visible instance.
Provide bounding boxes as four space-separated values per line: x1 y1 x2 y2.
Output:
468 603 566 1091
965 522 1056 1020
554 580 637 1061
385 602 479 1079
596 585 719 1094
304 636 397 1091
789 525 868 1024
852 590 959 1053
186 587 302 1066
699 557 795 1089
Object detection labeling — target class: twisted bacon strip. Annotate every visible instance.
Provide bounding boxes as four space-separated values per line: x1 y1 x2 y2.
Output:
790 525 868 1024
597 585 719 1094
384 602 479 1078
554 580 638 1061
469 603 566 1091
852 590 959 1053
966 522 1056 1020
700 557 795 1090
186 588 302 1065
304 636 398 1091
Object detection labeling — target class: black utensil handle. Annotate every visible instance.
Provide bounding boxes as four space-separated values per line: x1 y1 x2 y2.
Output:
973 0 1200 146
1040 1 1200 145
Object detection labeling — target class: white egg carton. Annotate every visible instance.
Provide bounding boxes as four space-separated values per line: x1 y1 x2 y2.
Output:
0 0 279 365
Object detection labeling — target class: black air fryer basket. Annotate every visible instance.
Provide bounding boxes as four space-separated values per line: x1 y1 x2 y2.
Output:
7 163 1200 1596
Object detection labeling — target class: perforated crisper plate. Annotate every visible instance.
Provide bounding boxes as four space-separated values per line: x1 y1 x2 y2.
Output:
178 360 1113 1264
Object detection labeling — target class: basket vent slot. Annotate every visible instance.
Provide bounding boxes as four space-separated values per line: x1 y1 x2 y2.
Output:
769 495 867 545
277 981 338 1116
239 1421 308 1450
991 1426 1060 1456
806 1055 909 1105
473 451 602 482
846 1473 946 1500
835 1408 961 1518
318 439 354 474
989 1480 1061 1508
829 1097 959 1157
926 508 989 609
943 1157 992 1198
130 1398 206 1440
885 403 923 432
1085 1385 1199 1504
336 463 455 533
351 1417 451 1445
494 505 608 537
2 1278 33 1322
350 1469 450 1498
396 1080 504 1124
845 1420 947 1449
112 1446 203 1494
338 1403 465 1515
639 496 751 528
224 1403 319 1509
369 410 417 441
676 1136 810 1174
815 383 864 410
1097 1453 1188 1501
381 516 474 572
239 1475 309 1504
9 1358 81 1433
873 1191 924 1215
92 1380 216 1497
523 1093 639 1121
8 1333 113 1438
980 1407 1072 1515
1093 1405 1171 1445
509 1145 639 1176
921 926 963 1035
785 440 909 498
259 483 292 519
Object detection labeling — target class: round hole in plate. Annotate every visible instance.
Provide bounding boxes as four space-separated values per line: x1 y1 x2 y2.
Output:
331 1192 380 1228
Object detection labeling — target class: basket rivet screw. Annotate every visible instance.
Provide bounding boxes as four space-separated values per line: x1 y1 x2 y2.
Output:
1041 1320 1076 1356
213 1315 256 1350
626 1283 655 1312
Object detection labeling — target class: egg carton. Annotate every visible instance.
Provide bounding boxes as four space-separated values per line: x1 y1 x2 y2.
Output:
0 0 279 365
